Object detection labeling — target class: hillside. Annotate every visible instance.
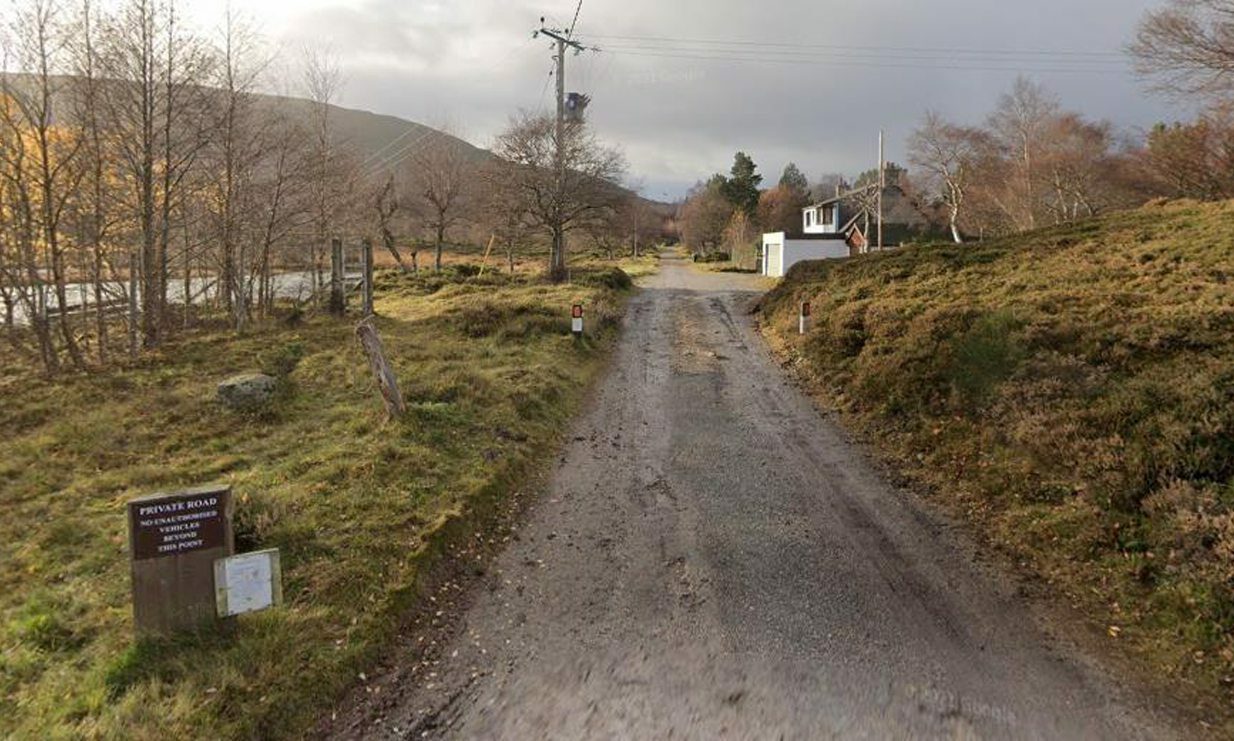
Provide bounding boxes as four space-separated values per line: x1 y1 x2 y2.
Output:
2 72 671 213
760 199 1234 718
260 94 491 167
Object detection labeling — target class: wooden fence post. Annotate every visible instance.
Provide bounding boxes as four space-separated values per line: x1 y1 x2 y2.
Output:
361 238 375 317
355 317 406 418
329 238 345 316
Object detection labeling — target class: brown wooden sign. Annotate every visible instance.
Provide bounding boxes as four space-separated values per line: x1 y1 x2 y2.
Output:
129 490 228 560
127 485 234 637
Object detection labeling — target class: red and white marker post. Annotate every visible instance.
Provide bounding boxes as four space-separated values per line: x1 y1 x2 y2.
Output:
572 304 584 338
799 300 812 335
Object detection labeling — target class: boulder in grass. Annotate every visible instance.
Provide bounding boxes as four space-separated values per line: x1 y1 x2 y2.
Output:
217 373 277 411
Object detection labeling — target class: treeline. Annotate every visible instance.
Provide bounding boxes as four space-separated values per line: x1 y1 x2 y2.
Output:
914 0 1234 245
0 0 349 374
682 0 1234 255
0 0 649 376
679 74 1212 261
678 152 808 265
909 77 1163 243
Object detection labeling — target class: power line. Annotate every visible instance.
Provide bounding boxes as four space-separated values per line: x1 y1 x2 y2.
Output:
575 32 1126 59
362 126 423 166
364 128 439 175
599 48 1129 75
594 43 1127 68
567 0 584 39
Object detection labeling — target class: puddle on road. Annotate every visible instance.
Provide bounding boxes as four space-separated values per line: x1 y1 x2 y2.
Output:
671 300 723 376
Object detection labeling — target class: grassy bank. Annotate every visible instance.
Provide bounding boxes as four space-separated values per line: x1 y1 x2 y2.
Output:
0 257 652 738
759 200 1234 723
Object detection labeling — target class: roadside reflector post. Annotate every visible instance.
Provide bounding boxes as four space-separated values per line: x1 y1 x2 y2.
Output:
571 304 584 339
799 300 812 335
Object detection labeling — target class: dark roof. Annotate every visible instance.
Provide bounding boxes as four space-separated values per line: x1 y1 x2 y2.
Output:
806 183 877 209
775 233 848 242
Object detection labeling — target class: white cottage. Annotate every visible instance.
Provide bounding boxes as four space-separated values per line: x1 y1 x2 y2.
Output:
761 194 857 278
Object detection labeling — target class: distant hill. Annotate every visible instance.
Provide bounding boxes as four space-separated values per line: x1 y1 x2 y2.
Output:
257 94 492 169
262 93 674 214
1 72 672 212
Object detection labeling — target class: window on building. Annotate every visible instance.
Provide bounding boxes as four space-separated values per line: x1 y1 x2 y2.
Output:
822 205 835 225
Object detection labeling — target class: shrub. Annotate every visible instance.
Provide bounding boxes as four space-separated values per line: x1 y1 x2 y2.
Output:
261 341 305 379
7 594 81 652
233 490 288 551
574 267 633 291
944 310 1025 410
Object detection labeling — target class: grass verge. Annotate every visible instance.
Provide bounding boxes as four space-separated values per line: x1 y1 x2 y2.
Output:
0 258 647 738
759 199 1234 730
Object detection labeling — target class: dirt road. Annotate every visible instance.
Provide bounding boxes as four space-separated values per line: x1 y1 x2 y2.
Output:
333 256 1175 739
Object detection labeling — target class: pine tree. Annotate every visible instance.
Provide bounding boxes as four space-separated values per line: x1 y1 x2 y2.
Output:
720 151 763 216
779 162 809 195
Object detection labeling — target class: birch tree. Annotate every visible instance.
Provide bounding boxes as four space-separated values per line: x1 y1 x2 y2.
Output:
908 112 988 244
986 77 1059 232
0 0 85 371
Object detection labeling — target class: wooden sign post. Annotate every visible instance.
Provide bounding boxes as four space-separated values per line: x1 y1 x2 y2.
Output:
361 238 375 317
356 317 407 418
128 485 234 637
329 238 346 316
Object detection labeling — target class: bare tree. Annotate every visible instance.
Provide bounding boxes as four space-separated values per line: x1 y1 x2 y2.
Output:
986 76 1060 231
678 176 735 255
0 0 86 372
409 135 470 273
491 112 626 281
908 112 989 244
480 159 533 274
302 44 343 298
1039 114 1122 223
371 174 414 273
92 0 213 350
1131 0 1234 98
1141 102 1234 200
623 195 659 258
721 209 758 268
67 0 126 363
203 6 267 332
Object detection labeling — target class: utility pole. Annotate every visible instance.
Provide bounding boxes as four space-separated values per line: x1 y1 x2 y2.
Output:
877 129 885 253
535 21 587 281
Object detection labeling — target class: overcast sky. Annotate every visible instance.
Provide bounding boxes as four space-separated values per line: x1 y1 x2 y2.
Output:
183 0 1182 200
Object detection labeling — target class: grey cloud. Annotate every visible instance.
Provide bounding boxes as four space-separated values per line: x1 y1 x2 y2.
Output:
274 0 1182 197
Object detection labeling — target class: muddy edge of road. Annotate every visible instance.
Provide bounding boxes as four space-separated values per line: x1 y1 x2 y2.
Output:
315 299 634 739
318 258 1209 739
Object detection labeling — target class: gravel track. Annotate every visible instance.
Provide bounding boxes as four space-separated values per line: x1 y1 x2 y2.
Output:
329 256 1176 740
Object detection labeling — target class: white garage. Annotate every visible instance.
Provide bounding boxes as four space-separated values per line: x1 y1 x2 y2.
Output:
761 232 851 278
